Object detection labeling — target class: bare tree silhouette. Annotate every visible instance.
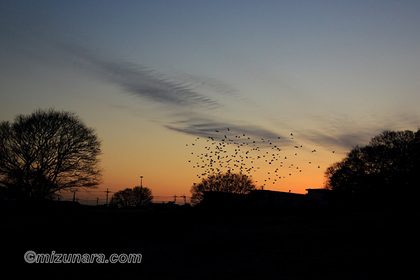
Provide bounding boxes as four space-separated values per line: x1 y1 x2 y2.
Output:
110 186 153 208
0 109 101 200
191 172 256 203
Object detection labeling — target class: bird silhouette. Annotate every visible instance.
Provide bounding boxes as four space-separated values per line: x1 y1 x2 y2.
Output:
186 127 324 190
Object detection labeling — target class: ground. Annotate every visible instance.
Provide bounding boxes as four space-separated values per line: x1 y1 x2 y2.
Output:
2 201 414 279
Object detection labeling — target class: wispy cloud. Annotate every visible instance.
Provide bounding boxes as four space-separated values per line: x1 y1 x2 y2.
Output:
299 130 373 150
57 43 222 110
165 116 293 146
298 112 420 150
56 43 286 144
55 43 420 153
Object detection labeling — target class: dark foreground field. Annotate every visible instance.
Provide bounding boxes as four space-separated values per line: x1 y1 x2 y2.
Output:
2 202 415 279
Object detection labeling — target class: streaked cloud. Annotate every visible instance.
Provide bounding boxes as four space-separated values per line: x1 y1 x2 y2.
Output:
45 43 420 153
57 43 221 110
165 116 293 146
298 113 420 150
56 43 286 145
299 130 373 150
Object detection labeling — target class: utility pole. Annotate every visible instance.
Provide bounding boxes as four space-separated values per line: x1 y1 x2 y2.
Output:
105 188 110 206
96 197 99 206
140 176 143 189
72 189 77 202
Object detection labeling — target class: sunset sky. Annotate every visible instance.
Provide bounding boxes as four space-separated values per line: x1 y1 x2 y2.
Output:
1 1 419 202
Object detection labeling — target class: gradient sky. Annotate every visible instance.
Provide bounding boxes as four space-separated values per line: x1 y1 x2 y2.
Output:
1 1 419 201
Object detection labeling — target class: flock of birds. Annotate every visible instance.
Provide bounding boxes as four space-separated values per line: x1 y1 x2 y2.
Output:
186 128 335 188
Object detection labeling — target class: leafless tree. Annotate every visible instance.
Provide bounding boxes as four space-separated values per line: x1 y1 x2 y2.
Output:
191 172 256 203
0 109 101 199
110 186 153 208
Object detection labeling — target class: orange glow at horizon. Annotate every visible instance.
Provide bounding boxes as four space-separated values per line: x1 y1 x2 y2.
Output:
95 125 346 198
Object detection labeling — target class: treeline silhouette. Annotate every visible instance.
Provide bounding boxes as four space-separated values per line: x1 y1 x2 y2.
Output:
2 110 416 279
1 109 418 214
